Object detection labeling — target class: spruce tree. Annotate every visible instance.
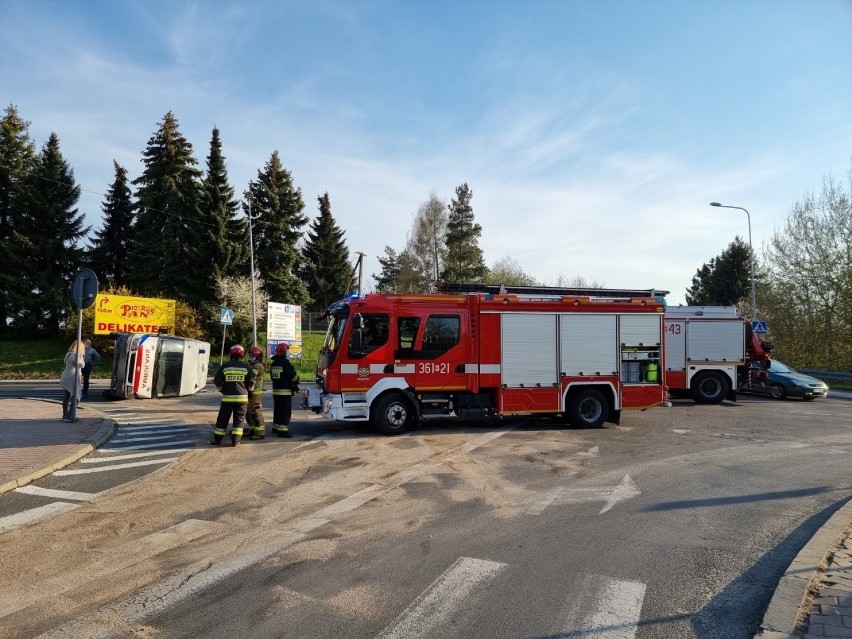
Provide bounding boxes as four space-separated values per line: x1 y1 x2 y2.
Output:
373 246 402 293
442 183 487 283
0 105 37 335
302 192 352 311
199 127 246 302
248 151 309 306
8 133 87 335
88 161 135 288
685 237 752 308
128 112 205 305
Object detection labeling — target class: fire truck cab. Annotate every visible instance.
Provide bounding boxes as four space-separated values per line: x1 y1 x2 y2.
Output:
315 286 669 435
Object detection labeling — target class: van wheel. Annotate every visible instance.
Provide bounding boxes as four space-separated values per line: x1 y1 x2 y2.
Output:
691 371 727 404
372 393 413 436
569 389 608 428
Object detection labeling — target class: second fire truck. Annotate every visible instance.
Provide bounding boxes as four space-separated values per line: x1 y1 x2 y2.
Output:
315 285 670 435
663 306 772 403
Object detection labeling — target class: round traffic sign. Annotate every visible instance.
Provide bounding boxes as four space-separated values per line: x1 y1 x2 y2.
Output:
71 268 99 309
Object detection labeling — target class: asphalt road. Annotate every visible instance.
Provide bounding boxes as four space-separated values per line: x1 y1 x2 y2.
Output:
0 383 849 639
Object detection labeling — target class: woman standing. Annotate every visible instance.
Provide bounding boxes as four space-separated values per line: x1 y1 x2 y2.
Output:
60 340 85 422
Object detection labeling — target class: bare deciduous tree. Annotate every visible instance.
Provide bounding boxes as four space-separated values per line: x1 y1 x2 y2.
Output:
211 275 269 348
405 193 447 291
484 256 538 286
762 164 852 369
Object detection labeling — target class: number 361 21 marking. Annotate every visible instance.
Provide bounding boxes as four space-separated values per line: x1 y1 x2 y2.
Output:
418 362 450 374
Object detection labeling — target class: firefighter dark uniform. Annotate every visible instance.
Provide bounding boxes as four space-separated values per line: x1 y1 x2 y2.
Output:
245 346 266 440
211 344 256 446
269 342 299 438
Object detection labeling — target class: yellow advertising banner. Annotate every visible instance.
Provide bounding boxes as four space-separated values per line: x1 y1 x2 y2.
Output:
94 294 176 335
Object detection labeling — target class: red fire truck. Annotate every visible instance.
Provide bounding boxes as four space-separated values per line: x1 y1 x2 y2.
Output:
314 285 669 435
663 306 772 404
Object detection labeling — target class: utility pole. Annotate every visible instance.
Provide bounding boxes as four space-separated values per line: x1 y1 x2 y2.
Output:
247 191 258 347
356 251 365 295
348 252 365 295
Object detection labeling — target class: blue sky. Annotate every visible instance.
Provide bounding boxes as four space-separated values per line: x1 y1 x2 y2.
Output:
3 1 851 305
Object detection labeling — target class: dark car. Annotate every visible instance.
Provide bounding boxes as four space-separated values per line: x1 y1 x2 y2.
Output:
743 359 829 400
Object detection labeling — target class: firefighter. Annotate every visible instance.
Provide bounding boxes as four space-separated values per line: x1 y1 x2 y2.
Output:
245 346 266 440
269 342 300 438
211 344 256 446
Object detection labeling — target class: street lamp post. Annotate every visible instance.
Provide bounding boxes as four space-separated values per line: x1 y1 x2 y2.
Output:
247 193 258 347
710 202 756 322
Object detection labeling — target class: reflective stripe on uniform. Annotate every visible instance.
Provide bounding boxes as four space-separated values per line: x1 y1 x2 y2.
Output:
222 395 249 403
272 390 293 396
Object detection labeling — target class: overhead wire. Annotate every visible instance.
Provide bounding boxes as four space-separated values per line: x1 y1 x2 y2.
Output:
0 160 250 231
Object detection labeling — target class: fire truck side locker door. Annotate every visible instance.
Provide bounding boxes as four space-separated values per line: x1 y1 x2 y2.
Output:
687 321 746 363
559 314 618 376
501 313 559 412
664 318 686 390
618 314 665 409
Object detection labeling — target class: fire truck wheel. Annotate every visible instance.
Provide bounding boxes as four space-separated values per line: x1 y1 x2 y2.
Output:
372 393 414 436
691 371 727 404
568 389 608 428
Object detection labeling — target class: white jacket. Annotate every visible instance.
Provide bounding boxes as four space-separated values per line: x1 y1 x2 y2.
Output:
60 352 84 399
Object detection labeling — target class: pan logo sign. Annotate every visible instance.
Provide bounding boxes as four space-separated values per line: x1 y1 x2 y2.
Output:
94 294 176 335
118 302 160 318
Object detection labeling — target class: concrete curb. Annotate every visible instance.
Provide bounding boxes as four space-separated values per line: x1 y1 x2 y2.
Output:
754 499 852 638
0 416 116 495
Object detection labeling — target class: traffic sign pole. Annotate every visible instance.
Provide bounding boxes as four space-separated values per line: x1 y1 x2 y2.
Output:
220 324 227 364
219 308 234 364
69 269 99 422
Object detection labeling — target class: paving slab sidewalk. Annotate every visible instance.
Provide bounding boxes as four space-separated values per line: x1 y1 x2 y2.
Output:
0 397 115 493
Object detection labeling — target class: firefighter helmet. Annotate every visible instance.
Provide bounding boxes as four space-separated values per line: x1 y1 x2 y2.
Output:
229 344 245 358
275 342 290 355
248 346 263 361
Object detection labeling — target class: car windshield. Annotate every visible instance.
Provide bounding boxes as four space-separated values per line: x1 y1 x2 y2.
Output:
768 360 794 374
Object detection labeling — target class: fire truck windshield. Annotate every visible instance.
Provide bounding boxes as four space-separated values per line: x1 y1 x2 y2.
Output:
322 315 348 353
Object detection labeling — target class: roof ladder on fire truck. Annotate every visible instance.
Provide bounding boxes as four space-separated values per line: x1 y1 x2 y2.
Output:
436 282 670 301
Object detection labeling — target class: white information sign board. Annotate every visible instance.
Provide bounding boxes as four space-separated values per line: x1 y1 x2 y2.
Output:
266 302 303 358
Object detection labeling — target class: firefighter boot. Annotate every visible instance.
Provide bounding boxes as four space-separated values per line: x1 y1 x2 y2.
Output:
275 423 292 438
250 423 266 440
210 426 226 446
230 434 241 447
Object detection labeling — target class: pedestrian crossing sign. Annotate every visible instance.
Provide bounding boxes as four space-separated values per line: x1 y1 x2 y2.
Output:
220 308 234 325
751 320 767 334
